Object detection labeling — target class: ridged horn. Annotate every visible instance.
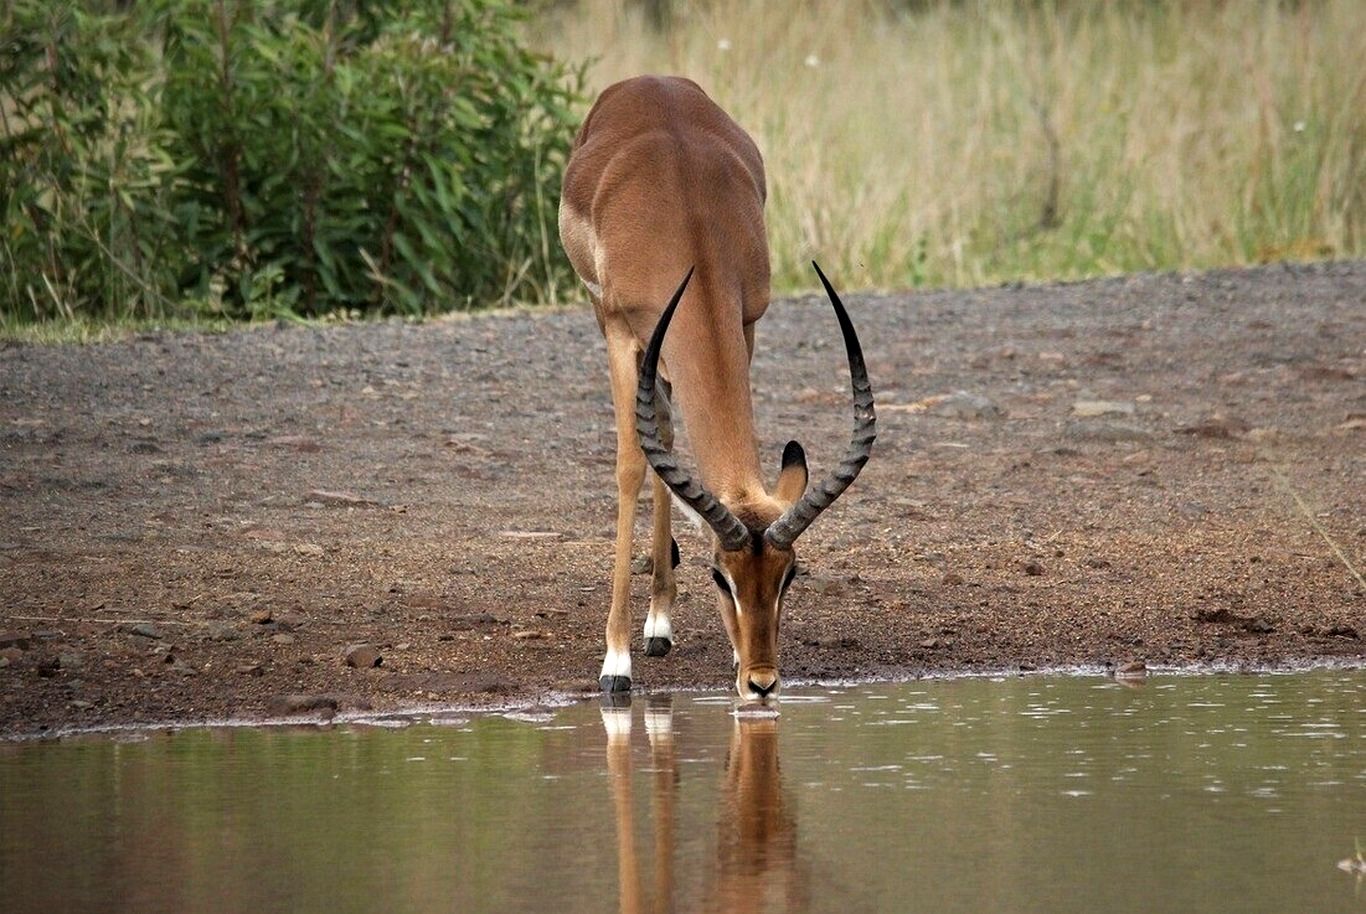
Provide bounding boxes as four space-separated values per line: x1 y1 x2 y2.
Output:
764 262 876 550
636 267 751 553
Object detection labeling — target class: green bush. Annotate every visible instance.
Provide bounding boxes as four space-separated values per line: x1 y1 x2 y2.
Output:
0 0 583 323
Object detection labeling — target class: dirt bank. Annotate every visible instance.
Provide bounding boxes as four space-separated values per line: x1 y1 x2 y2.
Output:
1 262 1363 736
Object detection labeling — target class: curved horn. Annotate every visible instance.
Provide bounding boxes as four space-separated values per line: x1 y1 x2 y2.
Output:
636 267 751 552
764 262 876 550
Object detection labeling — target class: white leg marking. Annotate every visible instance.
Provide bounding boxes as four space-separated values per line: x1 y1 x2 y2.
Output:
643 613 673 642
582 278 603 298
600 706 632 739
600 649 632 680
732 648 741 668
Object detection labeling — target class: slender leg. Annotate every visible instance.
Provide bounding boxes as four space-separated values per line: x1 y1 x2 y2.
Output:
602 704 642 914
602 326 646 692
644 378 676 658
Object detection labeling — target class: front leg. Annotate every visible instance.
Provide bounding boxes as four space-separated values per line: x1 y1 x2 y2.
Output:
602 326 645 692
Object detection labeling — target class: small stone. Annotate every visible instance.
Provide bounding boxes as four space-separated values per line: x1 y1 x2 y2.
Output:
0 631 32 650
267 694 338 717
512 629 551 641
631 555 653 575
1326 624 1359 640
249 609 273 625
202 622 241 641
344 644 382 668
58 651 84 670
922 391 1005 420
293 543 325 558
1242 617 1274 634
127 623 165 640
305 489 378 508
1083 557 1111 568
395 642 411 651
446 613 503 631
1063 420 1151 442
1071 400 1136 418
1176 415 1249 439
69 700 94 710
941 572 964 586
919 637 941 649
271 633 296 646
236 663 264 676
1115 660 1147 679
1022 560 1045 576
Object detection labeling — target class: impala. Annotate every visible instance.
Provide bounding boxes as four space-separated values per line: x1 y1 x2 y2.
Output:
558 75 875 701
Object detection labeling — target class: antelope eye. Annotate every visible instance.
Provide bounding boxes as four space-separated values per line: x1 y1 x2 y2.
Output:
710 568 730 593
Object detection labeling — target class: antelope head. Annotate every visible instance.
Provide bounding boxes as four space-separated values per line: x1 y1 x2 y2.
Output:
636 262 876 702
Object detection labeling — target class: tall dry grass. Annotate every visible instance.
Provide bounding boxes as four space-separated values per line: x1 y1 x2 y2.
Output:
532 0 1365 292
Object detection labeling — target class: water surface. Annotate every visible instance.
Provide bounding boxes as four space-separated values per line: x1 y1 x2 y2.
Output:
2 671 1363 913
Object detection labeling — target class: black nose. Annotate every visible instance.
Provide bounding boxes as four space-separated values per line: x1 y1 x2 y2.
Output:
747 674 778 697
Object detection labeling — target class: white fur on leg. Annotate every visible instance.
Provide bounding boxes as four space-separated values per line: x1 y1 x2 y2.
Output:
643 613 673 642
599 649 632 681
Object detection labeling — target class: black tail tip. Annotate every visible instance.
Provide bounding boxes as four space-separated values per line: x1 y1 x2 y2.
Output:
670 537 681 569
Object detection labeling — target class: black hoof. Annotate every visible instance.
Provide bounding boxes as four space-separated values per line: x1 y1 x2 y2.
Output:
645 637 672 658
599 674 632 693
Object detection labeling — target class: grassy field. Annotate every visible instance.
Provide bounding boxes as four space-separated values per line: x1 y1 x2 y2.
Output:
532 0 1365 292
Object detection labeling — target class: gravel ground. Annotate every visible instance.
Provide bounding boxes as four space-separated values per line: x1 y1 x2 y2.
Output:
1 261 1363 736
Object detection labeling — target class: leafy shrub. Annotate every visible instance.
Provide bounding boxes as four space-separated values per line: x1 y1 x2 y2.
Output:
0 0 583 322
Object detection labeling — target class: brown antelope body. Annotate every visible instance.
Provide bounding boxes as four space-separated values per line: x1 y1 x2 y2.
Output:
559 75 875 701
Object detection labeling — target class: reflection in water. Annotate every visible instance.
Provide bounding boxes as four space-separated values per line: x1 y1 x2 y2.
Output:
2 672 1364 913
604 699 806 914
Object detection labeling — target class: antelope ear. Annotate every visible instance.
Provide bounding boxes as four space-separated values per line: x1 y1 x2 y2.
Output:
774 440 808 507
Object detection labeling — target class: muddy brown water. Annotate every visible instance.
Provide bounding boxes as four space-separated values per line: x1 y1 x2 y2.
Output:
2 670 1363 913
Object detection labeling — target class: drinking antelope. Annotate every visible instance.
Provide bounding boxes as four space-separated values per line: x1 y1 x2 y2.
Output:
559 75 875 701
